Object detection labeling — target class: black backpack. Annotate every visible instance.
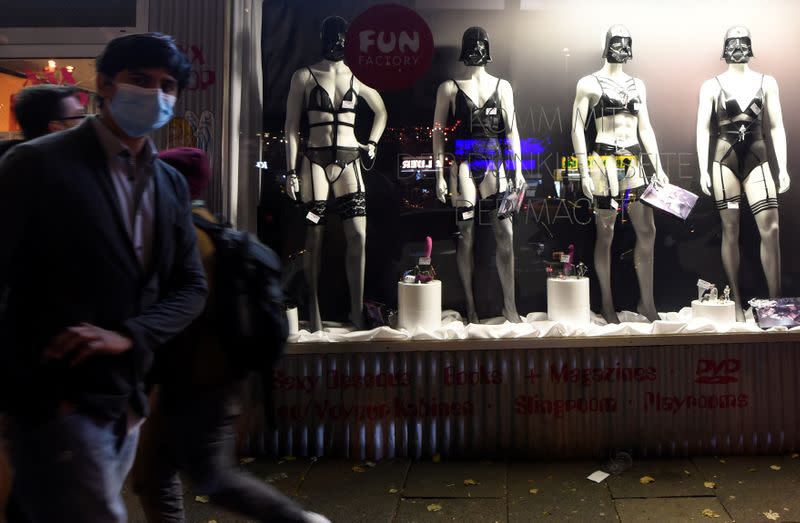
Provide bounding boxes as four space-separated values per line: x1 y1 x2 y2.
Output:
192 213 288 373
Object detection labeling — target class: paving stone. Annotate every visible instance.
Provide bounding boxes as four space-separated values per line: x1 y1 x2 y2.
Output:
616 497 733 522
607 459 713 499
693 455 800 523
396 498 507 523
403 460 507 499
295 459 408 523
507 461 618 522
242 456 315 497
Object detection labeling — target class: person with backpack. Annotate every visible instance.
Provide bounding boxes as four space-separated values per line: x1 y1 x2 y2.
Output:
0 33 209 522
132 147 329 523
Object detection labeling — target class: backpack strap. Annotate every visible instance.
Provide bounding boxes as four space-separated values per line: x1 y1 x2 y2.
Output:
192 212 225 234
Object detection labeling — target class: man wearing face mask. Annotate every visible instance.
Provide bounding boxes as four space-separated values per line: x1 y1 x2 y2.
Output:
0 33 208 522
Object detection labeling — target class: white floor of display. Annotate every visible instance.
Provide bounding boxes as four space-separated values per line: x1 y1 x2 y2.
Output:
290 307 800 343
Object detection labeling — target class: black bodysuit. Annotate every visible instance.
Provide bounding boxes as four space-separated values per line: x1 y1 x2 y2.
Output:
712 75 775 214
450 78 510 189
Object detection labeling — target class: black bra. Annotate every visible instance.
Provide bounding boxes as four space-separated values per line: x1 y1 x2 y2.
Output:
592 75 640 117
306 67 358 129
715 75 764 132
451 77 506 140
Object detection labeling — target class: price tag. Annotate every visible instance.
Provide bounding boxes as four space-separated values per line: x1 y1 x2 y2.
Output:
485 107 498 116
306 212 321 224
560 254 571 264
462 210 474 220
418 256 432 266
727 201 739 210
611 198 619 210
341 97 356 109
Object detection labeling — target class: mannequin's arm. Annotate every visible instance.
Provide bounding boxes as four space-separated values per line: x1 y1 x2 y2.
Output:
284 69 307 200
500 79 524 188
765 75 790 193
571 77 594 198
635 79 668 183
696 80 716 196
433 81 454 203
357 82 388 159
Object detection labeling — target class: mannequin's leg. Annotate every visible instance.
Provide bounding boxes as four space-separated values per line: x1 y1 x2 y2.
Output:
744 163 781 298
300 158 328 333
456 219 478 324
332 163 368 329
304 225 325 332
492 213 521 322
452 163 479 324
626 201 659 322
712 163 745 321
594 208 618 324
342 216 367 329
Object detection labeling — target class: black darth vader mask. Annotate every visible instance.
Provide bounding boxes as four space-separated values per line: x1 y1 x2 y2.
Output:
459 26 492 66
605 36 632 64
321 16 348 62
723 37 753 64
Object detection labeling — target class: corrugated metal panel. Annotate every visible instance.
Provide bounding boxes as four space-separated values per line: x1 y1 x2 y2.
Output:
149 0 227 213
240 341 800 460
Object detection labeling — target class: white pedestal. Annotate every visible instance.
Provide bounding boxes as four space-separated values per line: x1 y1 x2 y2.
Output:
286 307 299 335
691 299 736 324
398 280 442 331
547 278 591 324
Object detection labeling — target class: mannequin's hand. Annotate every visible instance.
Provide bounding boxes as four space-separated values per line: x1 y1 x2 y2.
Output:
779 171 791 193
360 142 377 159
514 172 526 192
699 171 712 196
436 173 448 204
655 169 669 185
285 172 299 201
581 175 595 199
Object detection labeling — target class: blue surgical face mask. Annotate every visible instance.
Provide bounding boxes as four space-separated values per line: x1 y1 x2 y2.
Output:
108 82 177 138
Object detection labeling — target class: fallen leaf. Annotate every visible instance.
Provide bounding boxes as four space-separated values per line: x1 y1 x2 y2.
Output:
310 456 319 463
194 495 210 504
702 508 721 518
352 466 366 473
427 503 442 512
207 521 217 523
729 495 736 501
639 475 656 484
764 510 781 520
771 465 782 471
704 481 716 489
389 488 399 494
365 461 376 468
239 457 256 465
792 453 799 459
464 479 478 486
719 459 727 464
684 470 692 476
432 453 441 463
529 488 539 495
748 468 757 472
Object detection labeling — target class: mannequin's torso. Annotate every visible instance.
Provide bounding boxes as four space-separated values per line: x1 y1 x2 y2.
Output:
434 67 518 201
303 60 360 153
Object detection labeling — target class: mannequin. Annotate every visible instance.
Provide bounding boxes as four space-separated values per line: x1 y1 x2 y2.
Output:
696 26 789 321
284 16 388 332
432 27 525 324
571 25 668 324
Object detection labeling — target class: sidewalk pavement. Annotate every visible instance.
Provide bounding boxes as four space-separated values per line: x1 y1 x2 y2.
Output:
123 454 800 522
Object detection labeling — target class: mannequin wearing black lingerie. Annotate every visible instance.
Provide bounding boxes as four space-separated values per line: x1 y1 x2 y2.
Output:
571 24 669 324
696 26 790 321
284 16 388 332
432 26 526 324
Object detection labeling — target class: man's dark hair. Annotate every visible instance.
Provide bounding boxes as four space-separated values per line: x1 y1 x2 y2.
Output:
96 32 191 90
12 84 80 140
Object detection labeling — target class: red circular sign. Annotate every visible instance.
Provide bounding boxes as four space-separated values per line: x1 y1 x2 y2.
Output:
345 4 434 92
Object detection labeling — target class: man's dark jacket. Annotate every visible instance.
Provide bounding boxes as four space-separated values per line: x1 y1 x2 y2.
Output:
0 118 208 423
